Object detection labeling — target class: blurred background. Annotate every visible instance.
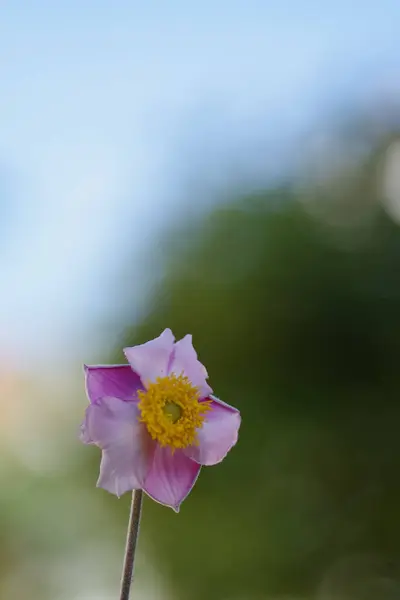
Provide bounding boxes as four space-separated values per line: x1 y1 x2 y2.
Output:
2 1 400 599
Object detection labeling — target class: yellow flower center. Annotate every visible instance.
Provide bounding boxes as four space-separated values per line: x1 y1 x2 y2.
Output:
137 373 211 450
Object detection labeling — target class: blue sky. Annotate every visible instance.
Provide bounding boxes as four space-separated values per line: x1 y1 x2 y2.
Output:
1 0 399 366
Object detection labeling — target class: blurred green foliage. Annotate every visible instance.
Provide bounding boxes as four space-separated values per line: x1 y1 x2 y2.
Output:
3 119 400 600
115 133 400 599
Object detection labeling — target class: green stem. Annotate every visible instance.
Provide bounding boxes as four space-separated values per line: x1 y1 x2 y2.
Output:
119 489 143 600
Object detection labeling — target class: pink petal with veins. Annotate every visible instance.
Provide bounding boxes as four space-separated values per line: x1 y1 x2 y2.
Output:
124 328 175 387
143 445 201 512
83 397 153 497
169 334 212 398
184 396 241 466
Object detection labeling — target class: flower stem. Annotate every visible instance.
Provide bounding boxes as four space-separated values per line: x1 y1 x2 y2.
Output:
119 489 143 600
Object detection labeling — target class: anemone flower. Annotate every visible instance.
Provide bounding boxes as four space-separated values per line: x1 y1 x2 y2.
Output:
81 328 241 512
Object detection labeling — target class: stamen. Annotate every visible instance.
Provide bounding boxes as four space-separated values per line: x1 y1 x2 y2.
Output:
137 373 211 450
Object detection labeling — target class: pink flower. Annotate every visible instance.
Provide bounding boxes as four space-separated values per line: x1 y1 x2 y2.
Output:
81 328 241 511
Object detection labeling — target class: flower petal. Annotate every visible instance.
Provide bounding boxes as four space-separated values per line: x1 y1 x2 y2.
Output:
169 334 212 398
143 445 201 512
183 396 241 466
84 364 142 404
83 397 153 497
124 328 175 387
